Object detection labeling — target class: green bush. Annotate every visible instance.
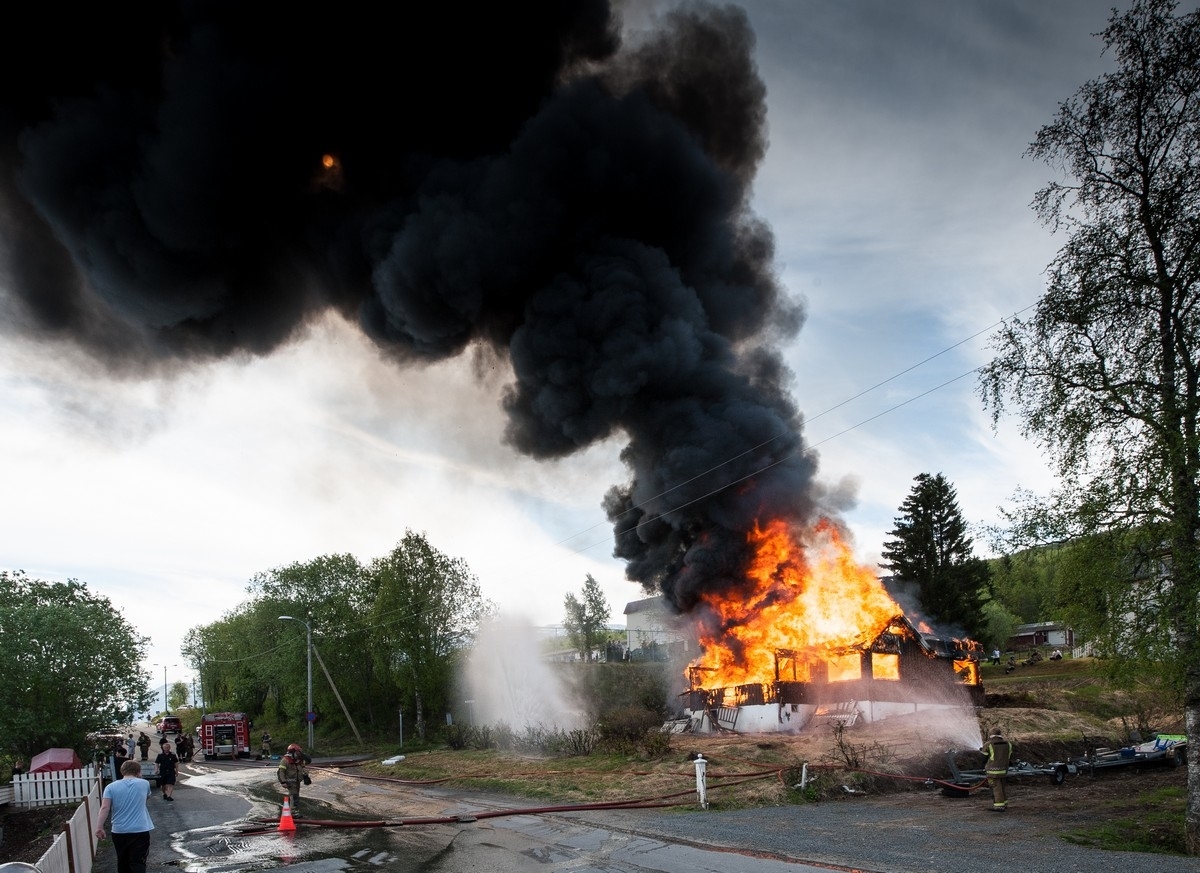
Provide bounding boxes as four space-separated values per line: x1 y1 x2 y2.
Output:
561 728 597 756
565 662 675 722
638 726 672 758
596 705 663 754
492 721 516 750
470 724 494 750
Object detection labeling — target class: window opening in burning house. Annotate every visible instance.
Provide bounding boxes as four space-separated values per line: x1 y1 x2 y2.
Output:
827 653 861 683
871 652 900 681
954 659 981 686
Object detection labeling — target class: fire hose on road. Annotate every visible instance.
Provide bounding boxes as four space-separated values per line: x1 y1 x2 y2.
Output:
238 794 706 835
231 755 995 836
234 761 786 834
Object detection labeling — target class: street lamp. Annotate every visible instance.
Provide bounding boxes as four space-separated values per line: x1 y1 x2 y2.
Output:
155 663 177 715
279 615 313 750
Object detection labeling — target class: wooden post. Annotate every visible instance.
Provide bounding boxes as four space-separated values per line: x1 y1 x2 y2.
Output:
311 643 364 746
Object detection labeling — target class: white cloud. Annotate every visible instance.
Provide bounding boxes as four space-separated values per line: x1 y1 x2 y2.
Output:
0 317 637 687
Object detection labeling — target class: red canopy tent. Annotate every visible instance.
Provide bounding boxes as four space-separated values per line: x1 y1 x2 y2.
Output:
29 748 83 773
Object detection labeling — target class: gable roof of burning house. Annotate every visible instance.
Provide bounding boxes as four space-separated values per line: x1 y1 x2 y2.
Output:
865 613 983 659
774 613 980 663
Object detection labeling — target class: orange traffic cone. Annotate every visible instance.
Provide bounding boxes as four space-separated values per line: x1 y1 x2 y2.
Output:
278 796 296 832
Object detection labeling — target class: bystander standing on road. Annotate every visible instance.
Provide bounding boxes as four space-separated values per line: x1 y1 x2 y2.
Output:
113 742 129 779
155 742 179 801
94 759 154 873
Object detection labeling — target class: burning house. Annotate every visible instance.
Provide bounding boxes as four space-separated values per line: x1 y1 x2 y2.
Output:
676 519 984 734
685 613 983 733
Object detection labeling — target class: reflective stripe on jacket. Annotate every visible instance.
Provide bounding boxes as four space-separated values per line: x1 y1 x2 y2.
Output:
278 757 307 785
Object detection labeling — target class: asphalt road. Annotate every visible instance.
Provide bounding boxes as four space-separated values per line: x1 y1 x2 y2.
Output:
93 760 833 873
90 756 1200 873
565 793 1200 873
90 762 251 873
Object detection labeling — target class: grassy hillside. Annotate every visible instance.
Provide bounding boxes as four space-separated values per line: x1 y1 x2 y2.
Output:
979 655 1183 751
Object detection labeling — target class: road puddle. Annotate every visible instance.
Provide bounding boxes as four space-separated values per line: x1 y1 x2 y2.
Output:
171 763 448 870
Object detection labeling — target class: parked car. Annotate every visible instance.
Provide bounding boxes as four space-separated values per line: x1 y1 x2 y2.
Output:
157 715 183 736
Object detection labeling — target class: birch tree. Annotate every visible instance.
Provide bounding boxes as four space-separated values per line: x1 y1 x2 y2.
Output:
980 0 1200 851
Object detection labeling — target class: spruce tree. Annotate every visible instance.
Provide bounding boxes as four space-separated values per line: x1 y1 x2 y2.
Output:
881 473 989 639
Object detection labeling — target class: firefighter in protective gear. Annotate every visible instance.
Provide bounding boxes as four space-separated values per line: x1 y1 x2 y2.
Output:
277 743 312 814
982 729 1013 811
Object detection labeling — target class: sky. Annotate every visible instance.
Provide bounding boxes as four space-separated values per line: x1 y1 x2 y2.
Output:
0 1 1146 706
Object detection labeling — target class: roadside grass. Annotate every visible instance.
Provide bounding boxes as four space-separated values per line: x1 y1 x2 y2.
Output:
1062 784 1187 854
348 727 959 812
981 656 1096 684
356 745 796 809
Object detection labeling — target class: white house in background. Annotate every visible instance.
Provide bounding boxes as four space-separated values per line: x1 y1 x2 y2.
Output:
624 596 693 659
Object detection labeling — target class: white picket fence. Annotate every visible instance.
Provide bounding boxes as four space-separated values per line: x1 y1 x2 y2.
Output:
31 779 102 873
13 765 100 807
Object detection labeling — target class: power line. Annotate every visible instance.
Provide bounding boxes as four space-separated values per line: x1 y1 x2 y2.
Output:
559 303 1033 549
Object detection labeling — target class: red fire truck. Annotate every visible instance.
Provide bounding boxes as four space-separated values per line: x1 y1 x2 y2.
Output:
199 711 251 759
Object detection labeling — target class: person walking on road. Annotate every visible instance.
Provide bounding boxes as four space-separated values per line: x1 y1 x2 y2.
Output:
261 730 272 758
136 731 151 761
277 743 311 814
95 758 154 873
114 741 129 779
155 742 179 801
982 729 1014 811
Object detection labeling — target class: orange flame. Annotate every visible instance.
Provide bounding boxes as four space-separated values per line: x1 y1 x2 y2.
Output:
689 518 903 687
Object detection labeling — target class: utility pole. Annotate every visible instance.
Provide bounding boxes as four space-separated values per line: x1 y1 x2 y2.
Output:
155 663 177 714
278 615 314 750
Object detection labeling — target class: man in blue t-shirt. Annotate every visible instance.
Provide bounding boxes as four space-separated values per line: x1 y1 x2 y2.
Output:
95 759 155 873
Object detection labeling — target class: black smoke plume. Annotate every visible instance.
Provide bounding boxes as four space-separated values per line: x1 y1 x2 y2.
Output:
0 1 817 613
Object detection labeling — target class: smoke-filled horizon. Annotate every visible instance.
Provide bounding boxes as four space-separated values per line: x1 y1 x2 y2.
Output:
0 1 818 613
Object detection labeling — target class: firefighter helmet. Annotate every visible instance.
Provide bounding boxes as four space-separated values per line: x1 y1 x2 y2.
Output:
287 743 303 753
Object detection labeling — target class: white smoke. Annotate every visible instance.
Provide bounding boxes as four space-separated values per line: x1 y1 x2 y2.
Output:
463 615 586 730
